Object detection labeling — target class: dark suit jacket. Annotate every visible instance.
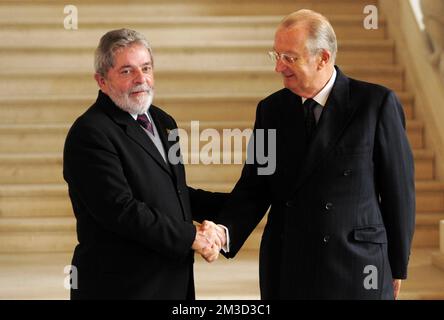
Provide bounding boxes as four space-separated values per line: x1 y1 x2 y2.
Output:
218 67 416 299
63 91 226 299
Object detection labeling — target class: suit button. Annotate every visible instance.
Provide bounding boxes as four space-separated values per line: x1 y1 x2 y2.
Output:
343 170 352 176
323 235 330 243
286 200 295 208
177 189 182 194
325 202 333 210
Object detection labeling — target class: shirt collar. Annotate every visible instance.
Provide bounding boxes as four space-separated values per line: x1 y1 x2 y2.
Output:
301 68 337 107
130 106 151 120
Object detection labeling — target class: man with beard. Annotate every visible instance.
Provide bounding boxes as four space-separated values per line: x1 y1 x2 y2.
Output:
63 28 227 299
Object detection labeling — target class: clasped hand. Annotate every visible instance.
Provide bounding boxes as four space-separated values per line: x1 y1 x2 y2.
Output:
192 220 226 263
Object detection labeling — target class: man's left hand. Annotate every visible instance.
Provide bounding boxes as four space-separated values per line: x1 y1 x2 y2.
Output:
393 279 402 299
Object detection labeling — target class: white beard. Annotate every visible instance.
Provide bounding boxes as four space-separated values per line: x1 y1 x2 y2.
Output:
108 85 154 115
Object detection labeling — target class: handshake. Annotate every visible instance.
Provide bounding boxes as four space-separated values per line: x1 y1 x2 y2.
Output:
192 220 227 263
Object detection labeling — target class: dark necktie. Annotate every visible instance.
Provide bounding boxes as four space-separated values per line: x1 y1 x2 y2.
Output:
137 113 155 136
303 98 318 143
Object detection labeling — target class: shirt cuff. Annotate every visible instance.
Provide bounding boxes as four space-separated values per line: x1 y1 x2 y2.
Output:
218 224 230 253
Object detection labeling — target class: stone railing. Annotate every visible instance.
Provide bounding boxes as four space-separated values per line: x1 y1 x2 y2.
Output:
380 0 444 181
421 0 444 82
432 220 444 270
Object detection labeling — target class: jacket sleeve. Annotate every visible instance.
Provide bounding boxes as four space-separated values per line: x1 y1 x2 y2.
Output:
188 187 229 223
374 90 416 279
216 101 272 258
166 114 230 223
63 123 196 260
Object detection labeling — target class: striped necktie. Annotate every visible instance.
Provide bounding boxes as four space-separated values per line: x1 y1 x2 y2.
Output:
303 98 318 143
137 113 155 136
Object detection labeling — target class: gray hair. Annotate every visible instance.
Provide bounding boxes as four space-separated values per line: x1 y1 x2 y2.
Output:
94 28 153 76
279 9 337 63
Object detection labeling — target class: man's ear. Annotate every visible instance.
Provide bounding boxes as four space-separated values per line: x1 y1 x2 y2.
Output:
94 73 106 90
317 49 331 70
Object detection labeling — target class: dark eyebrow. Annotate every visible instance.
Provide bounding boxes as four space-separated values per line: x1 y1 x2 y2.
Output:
118 65 133 70
118 62 152 70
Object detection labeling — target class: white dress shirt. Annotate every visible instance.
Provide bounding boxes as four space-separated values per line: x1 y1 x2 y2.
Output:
131 110 167 162
131 110 230 252
223 69 338 253
301 68 337 123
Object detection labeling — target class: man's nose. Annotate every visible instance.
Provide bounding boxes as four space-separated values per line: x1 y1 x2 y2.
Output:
274 59 286 73
133 68 147 84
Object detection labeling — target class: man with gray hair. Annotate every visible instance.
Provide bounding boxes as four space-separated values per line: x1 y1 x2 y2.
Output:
217 9 415 299
63 28 227 299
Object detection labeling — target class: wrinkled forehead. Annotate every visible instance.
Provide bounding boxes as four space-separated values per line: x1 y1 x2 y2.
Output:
274 25 309 53
112 44 152 68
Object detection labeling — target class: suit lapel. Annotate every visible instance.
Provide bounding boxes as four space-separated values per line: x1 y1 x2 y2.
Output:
277 90 307 191
149 107 181 181
97 92 173 177
292 67 356 193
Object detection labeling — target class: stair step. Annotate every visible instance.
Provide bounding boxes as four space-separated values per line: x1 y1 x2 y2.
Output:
413 213 444 247
0 217 74 232
0 149 432 184
0 0 438 256
185 149 434 181
242 213 444 250
398 291 444 300
9 198 440 253
416 212 444 226
0 15 386 49
0 153 246 184
0 184 71 218
0 146 433 185
414 150 435 180
0 40 396 73
0 65 405 98
0 153 63 184
252 211 443 230
0 119 425 154
0 217 76 253
0 211 441 253
240 212 444 251
0 124 68 154
0 147 435 216
0 1 379 22
0 92 415 124
0 91 412 121
416 181 444 213
432 252 444 271
406 121 424 149
193 181 444 213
